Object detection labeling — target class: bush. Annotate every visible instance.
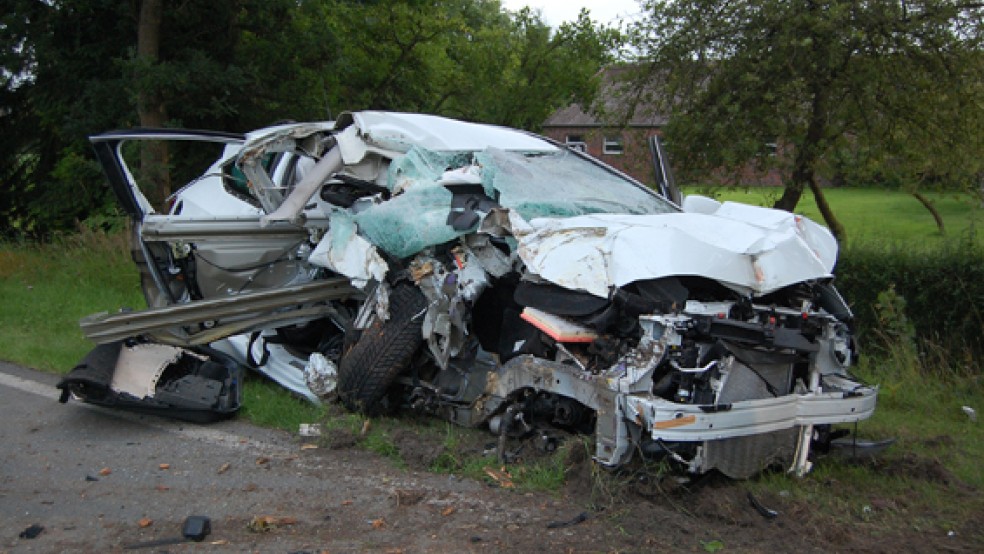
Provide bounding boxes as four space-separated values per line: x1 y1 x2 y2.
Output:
835 237 984 372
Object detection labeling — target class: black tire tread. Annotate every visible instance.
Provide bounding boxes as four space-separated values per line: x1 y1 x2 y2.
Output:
337 283 427 415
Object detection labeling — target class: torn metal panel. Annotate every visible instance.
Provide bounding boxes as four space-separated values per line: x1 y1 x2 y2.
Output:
412 246 491 369
463 234 515 278
308 212 388 288
514 210 836 298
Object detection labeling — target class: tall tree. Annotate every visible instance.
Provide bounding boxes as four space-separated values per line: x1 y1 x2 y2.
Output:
136 0 169 206
439 7 620 131
1 0 617 237
627 0 983 240
315 0 618 130
1 0 132 237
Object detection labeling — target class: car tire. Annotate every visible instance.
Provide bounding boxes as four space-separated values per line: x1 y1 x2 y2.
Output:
337 283 427 416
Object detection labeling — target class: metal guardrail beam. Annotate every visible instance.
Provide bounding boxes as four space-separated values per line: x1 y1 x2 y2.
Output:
81 278 359 345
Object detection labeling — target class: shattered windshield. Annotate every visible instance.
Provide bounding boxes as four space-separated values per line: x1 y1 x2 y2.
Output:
478 147 674 218
354 145 677 258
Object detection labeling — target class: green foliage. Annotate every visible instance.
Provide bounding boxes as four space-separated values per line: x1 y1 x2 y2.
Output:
836 239 984 372
628 0 984 219
1 0 618 238
317 1 618 130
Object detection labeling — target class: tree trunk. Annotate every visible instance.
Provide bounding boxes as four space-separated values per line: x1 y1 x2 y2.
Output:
911 191 946 235
774 172 806 212
137 0 169 209
808 178 846 242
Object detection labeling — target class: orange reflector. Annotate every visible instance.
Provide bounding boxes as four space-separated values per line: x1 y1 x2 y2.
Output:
653 414 697 429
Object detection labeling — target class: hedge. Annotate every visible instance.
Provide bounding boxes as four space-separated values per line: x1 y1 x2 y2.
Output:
834 238 984 371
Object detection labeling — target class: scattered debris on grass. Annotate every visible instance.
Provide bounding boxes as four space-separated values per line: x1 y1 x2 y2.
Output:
299 423 322 437
747 492 779 520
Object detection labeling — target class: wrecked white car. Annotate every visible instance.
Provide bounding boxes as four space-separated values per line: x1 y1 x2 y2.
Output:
64 112 876 477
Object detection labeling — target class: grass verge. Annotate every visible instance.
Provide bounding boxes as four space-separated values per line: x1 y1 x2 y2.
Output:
0 228 143 373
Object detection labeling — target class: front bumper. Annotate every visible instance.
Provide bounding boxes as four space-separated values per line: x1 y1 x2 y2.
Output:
623 376 877 443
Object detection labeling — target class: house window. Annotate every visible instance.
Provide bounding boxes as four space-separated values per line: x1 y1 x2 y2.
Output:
603 135 624 155
565 134 587 153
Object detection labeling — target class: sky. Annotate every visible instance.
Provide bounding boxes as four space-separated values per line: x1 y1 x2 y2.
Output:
499 0 645 28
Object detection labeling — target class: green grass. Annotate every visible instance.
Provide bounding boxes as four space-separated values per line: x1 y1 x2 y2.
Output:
425 422 569 492
685 186 983 247
240 374 326 430
0 228 144 372
738 331 984 540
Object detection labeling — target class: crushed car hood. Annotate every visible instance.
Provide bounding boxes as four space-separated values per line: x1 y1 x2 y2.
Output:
511 200 838 298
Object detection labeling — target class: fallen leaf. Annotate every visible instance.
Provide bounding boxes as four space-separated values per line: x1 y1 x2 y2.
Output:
243 483 258 492
371 518 386 529
155 485 169 492
210 539 229 545
158 463 170 470
483 466 514 488
138 518 153 528
341 499 353 506
441 507 455 517
255 456 270 465
247 516 271 533
394 489 425 506
247 515 297 532
98 467 111 476
301 444 319 450
217 462 231 474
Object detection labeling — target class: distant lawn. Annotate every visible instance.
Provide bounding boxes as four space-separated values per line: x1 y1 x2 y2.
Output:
685 186 983 247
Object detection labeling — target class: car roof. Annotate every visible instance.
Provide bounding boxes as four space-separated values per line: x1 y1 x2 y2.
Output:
337 111 559 153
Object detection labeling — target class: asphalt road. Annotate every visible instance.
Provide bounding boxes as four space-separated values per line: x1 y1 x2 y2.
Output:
0 362 588 553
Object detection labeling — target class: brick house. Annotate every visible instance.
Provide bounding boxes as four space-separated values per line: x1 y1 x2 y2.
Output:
541 68 666 187
542 67 783 188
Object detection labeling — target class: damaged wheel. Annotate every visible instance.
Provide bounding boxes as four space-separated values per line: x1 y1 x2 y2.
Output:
337 283 428 416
